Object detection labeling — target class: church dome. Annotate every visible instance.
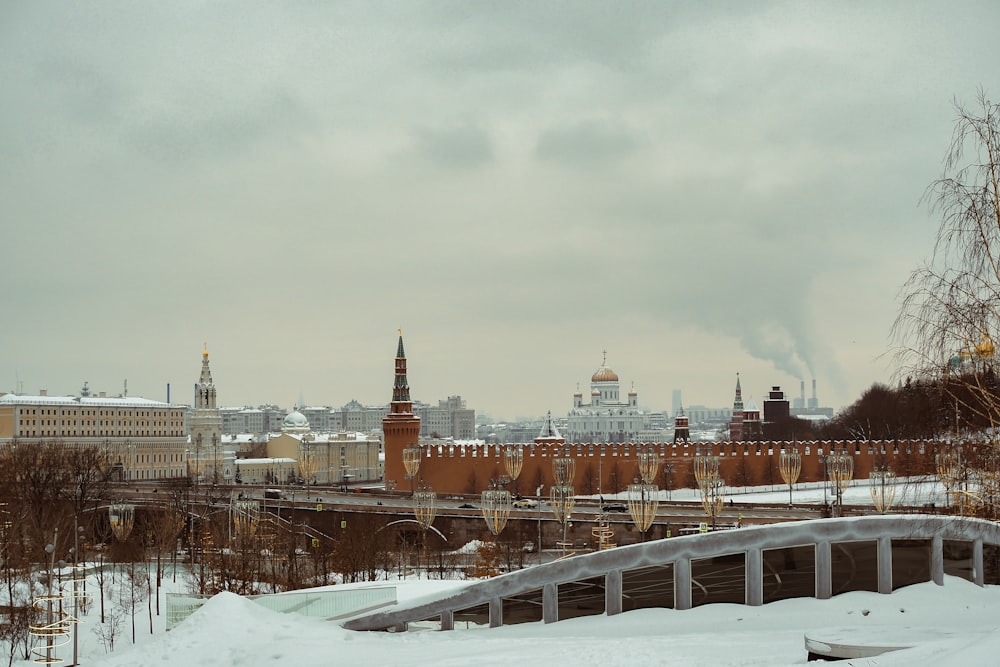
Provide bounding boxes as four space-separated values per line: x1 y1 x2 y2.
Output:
282 410 310 433
592 366 619 383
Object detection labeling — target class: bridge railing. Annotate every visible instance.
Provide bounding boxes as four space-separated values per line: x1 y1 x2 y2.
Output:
343 515 1000 632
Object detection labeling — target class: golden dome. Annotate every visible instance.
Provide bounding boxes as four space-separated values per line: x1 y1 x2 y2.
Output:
592 366 619 383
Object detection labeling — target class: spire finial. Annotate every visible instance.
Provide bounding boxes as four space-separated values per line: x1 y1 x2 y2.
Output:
203 341 208 357
602 349 607 365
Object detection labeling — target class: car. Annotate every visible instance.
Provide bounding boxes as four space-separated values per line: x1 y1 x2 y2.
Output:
458 503 477 509
513 499 538 509
602 503 627 513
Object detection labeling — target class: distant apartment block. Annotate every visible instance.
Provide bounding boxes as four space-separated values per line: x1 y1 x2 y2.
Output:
220 395 474 439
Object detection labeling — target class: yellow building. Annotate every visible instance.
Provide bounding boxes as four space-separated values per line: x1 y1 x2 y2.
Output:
265 411 381 485
0 386 189 480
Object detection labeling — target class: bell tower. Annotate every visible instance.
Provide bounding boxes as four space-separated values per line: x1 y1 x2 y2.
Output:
190 343 223 481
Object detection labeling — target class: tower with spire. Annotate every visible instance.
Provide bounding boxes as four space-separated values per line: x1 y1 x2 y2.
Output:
728 374 744 442
673 406 690 444
190 344 224 481
534 410 566 446
382 330 422 488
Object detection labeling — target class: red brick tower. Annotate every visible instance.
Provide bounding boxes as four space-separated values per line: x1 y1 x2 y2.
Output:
673 406 690 444
729 374 744 442
382 331 421 490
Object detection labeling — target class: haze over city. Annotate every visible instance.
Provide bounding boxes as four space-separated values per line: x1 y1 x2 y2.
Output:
3 2 999 420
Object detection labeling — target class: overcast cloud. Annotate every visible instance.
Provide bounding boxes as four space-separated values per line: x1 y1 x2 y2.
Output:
2 1 998 420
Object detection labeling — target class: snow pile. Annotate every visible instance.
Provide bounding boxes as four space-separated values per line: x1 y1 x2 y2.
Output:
82 576 1000 667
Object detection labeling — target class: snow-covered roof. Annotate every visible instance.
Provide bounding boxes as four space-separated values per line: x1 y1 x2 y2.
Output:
235 457 297 465
0 393 176 408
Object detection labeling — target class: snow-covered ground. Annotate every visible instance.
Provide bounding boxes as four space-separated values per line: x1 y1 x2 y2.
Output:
76 574 1000 667
589 474 950 509
19 479 998 667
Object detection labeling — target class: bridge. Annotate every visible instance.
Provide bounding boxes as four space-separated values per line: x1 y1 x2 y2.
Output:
343 515 1000 632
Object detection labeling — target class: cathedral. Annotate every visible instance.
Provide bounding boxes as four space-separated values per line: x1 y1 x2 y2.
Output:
565 353 647 443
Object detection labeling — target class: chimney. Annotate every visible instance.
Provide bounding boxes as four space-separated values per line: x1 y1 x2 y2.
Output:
39 389 48 397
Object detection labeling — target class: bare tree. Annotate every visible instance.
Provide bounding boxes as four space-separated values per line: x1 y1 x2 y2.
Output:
894 89 1000 517
894 89 1000 424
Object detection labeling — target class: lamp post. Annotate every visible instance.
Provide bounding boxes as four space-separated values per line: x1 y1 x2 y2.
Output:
480 489 512 536
637 447 660 485
550 485 575 556
779 447 802 508
44 538 57 665
826 450 854 517
231 499 260 544
627 482 658 541
299 435 318 486
694 455 724 530
109 504 135 542
662 463 674 501
211 434 219 485
412 488 436 577
552 457 575 487
194 433 203 487
869 469 897 514
402 446 422 496
504 445 523 492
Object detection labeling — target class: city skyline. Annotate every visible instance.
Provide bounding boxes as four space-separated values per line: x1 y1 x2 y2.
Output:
3 3 998 421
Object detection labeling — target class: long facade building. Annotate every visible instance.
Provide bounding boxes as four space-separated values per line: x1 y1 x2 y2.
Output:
0 386 189 480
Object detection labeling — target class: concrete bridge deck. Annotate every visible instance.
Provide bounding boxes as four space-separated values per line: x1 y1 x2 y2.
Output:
343 514 1000 632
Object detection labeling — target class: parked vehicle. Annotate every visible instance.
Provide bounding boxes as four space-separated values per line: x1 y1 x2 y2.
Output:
264 489 284 500
602 503 627 513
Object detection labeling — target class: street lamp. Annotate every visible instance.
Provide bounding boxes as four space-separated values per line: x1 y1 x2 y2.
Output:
480 489 512 536
869 470 897 514
231 499 260 542
109 504 135 542
694 455 724 530
779 447 802 508
504 445 523 490
299 436 318 486
637 447 660 484
700 478 725 530
211 434 219 485
194 433 203 486
552 457 575 487
826 450 854 517
412 488 437 576
627 482 658 541
402 446 422 496
693 455 720 490
550 485 575 556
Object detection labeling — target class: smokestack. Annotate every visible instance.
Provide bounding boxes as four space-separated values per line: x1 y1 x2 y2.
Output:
801 380 805 403
167 383 171 404
808 379 819 409
812 379 817 400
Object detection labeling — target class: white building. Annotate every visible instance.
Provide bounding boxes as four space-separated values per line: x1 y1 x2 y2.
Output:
566 354 649 444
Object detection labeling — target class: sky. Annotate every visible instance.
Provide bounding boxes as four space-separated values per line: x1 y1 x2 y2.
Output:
3 2 1000 421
